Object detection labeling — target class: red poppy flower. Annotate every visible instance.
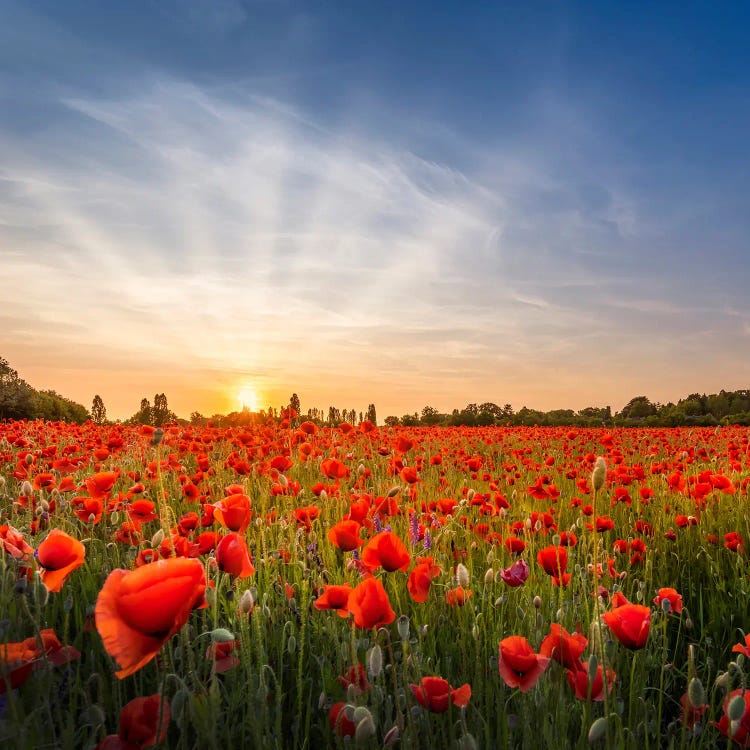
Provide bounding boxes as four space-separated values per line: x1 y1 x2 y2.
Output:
732 634 750 659
361 531 410 572
36 529 86 592
327 520 364 552
73 496 104 524
313 584 353 618
347 577 396 629
407 557 441 603
329 702 356 738
410 676 471 713
445 587 472 606
498 636 550 692
215 532 255 579
127 499 158 525
653 587 682 614
207 640 240 674
95 557 207 678
212 493 252 533
539 624 587 670
601 604 651 650
566 661 616 702
96 694 170 749
714 689 750 745
0 525 33 560
85 471 118 500
337 664 370 694
321 458 350 479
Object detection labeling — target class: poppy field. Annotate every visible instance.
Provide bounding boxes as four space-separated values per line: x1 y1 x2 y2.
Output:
1 419 749 749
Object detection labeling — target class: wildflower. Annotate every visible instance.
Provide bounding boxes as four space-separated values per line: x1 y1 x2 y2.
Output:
362 531 410 572
566 661 616 701
653 587 682 615
410 676 471 713
347 577 395 629
499 559 529 587
327 520 363 552
539 624 587 670
96 694 170 749
601 604 651 650
407 556 441 603
498 636 550 692
36 529 86 593
215 533 255 579
95 557 207 678
313 584 353 618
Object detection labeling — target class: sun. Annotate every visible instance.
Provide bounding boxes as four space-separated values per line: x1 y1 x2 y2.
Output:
238 385 259 412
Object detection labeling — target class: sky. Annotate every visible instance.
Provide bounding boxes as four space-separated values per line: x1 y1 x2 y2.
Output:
1 1 749 421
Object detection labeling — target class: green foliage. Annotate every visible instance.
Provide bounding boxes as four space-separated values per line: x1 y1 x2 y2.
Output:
91 394 107 425
0 356 88 422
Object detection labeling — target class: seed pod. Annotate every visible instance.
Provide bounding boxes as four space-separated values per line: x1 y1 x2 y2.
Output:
209 628 235 643
368 644 383 677
687 678 706 708
728 694 746 722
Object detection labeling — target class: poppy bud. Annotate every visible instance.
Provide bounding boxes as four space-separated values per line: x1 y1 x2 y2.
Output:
397 615 410 642
484 568 495 586
367 644 383 677
209 628 235 643
728 693 746 721
588 716 608 743
25 454 33 466
456 563 470 588
151 529 165 548
238 589 255 614
591 457 607 493
22 480 34 496
384 724 400 746
287 635 297 654
533 595 542 609
387 485 401 498
687 678 706 708
150 428 164 446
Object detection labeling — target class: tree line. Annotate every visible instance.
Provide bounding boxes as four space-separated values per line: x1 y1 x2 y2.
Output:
2 355 749 427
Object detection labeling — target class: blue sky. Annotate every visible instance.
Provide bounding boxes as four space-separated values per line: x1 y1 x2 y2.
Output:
1 1 748 419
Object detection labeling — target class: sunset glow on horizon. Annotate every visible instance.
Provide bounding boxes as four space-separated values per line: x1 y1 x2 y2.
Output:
1 2 748 421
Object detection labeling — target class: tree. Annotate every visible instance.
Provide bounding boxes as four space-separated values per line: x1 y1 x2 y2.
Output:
384 416 400 427
290 393 301 417
92 394 107 425
619 396 657 421
152 393 172 426
0 357 34 420
134 398 152 425
420 405 441 426
366 403 377 425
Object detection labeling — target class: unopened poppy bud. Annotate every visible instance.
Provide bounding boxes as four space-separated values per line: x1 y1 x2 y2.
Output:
591 457 607 492
110 511 119 525
87 513 96 524
238 589 255 614
533 595 542 609
357 463 365 475
151 529 165 548
486 548 495 564
22 480 34 496
384 724 400 746
661 599 671 614
588 716 608 743
467 489 475 502
25 454 33 466
278 474 288 487
457 733 478 750
209 628 235 643
687 678 706 708
484 568 495 586
387 485 400 498
40 498 49 512
714 671 730 690
355 713 376 742
456 563 470 588
287 634 296 654
150 428 164 446
367 644 383 677
728 694 746 721
397 615 410 641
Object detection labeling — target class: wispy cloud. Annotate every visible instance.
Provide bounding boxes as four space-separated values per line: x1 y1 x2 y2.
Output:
1 67 747 417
